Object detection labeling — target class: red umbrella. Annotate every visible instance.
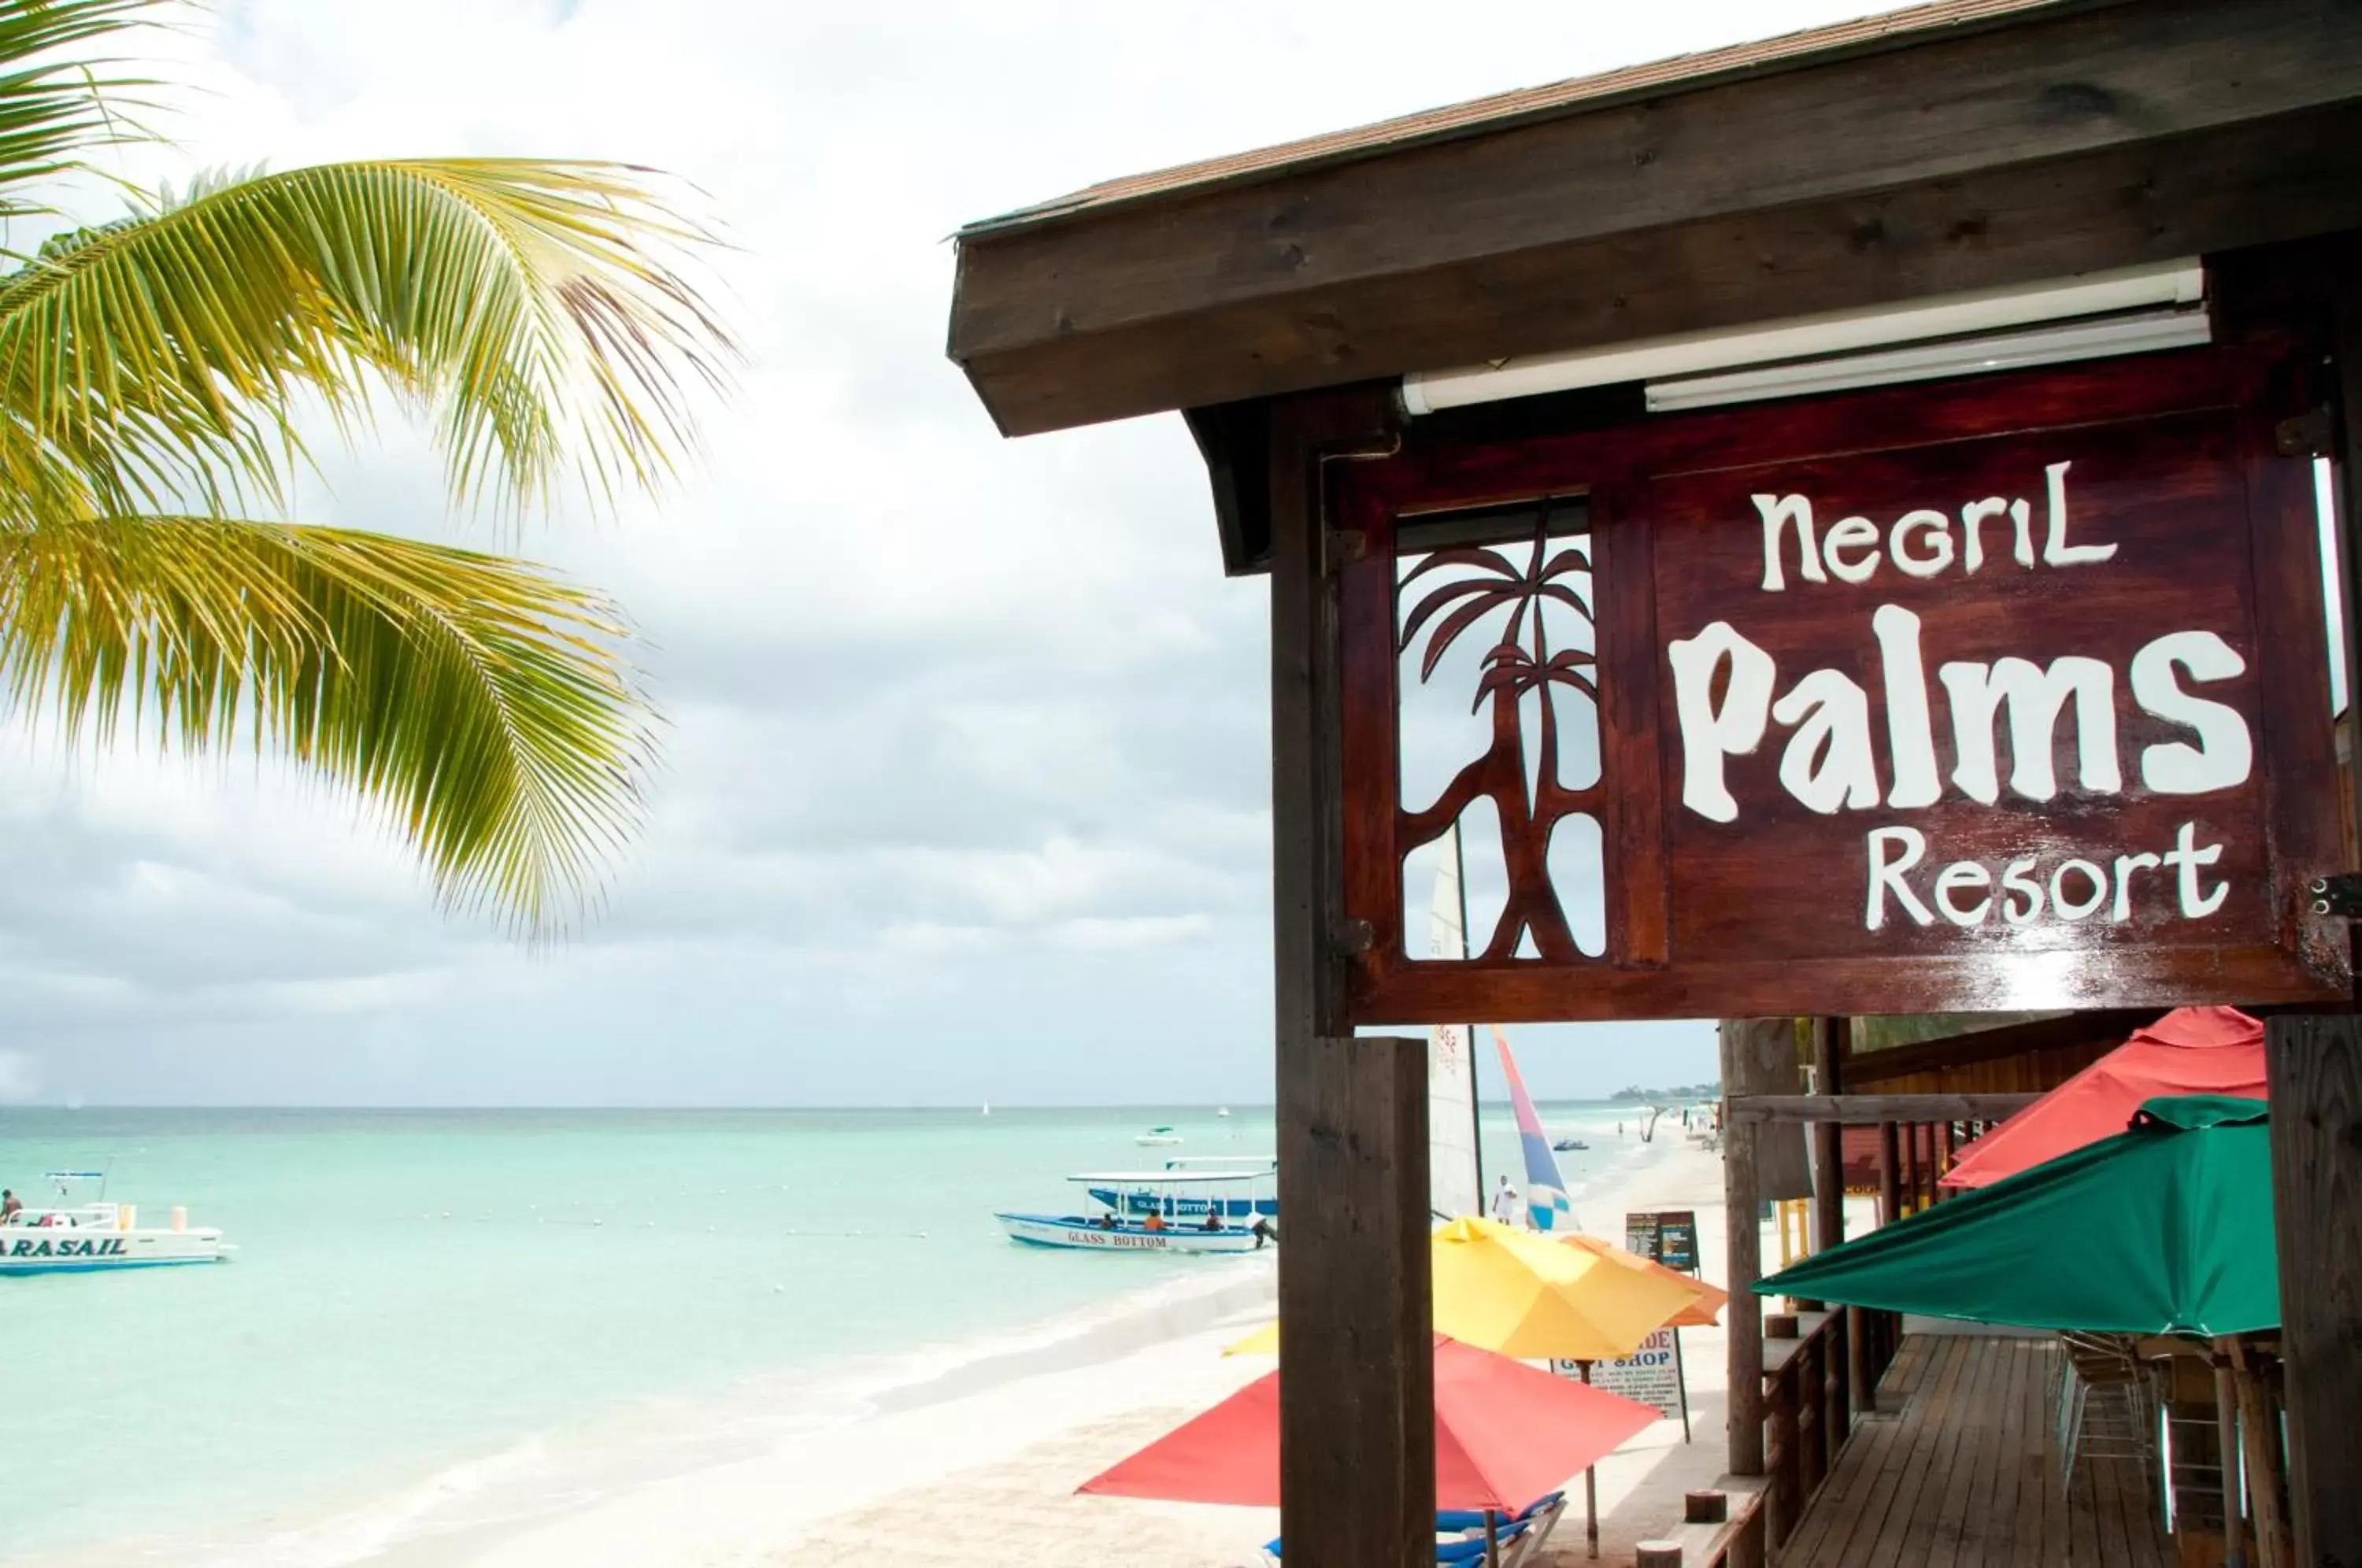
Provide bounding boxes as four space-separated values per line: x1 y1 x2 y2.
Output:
1076 1333 1657 1511
1940 1006 2266 1189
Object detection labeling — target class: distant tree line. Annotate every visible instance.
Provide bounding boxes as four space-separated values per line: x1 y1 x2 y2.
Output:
1610 1082 1719 1102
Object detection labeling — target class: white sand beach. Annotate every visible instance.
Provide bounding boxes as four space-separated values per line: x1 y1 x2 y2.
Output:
360 1130 1742 1568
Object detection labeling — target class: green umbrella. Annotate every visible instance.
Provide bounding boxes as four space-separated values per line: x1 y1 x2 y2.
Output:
1757 1096 2275 1337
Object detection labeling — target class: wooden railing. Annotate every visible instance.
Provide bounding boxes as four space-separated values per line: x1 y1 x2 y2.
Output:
1645 1306 1901 1568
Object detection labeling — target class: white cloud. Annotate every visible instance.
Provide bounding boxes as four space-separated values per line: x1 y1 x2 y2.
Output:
0 0 1863 1102
0 1051 41 1102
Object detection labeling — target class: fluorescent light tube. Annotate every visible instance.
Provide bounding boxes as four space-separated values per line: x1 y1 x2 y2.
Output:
1397 259 2203 416
1642 305 2213 412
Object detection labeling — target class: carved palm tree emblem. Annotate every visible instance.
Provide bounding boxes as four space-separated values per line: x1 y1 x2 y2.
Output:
1398 521 1599 962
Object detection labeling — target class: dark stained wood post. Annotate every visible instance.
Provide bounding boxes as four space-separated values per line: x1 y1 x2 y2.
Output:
1276 1035 1434 1568
1723 1018 1794 1487
1879 1122 1901 1225
1901 1122 1920 1216
1810 1019 1846 1280
1268 391 1433 1568
2264 1016 2362 1568
1846 1306 1870 1418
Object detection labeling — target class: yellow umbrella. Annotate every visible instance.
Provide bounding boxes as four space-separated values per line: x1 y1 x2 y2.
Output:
1224 1216 1705 1359
1556 1233 1725 1328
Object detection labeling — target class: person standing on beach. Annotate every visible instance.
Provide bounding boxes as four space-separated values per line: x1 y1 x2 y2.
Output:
1490 1174 1520 1226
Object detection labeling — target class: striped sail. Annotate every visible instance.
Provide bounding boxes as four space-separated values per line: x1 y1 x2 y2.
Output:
1426 826 1482 1219
1492 1024 1573 1231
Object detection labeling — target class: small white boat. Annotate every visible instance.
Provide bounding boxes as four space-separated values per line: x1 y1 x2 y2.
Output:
1096 1156 1277 1219
997 1168 1275 1254
1135 1125 1183 1147
1216 1107 1231 1118
0 1173 231 1276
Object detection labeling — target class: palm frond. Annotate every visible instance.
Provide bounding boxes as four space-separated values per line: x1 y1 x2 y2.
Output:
0 0 157 222
0 509 655 935
0 156 736 524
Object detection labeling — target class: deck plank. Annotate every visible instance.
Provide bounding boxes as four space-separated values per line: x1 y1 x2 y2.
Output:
1781 1352 1890 1568
1859 1336 1971 1568
1779 1335 2171 1568
1993 1339 2045 1568
2012 1341 2057 1568
1788 1382 1909 1565
1861 1332 1975 1568
1827 1344 1933 1568
1793 1340 1912 1568
1921 1329 2005 1568
2044 1343 2077 1568
1822 1338 1938 1568
1960 1335 2030 1568
2090 1429 2132 1568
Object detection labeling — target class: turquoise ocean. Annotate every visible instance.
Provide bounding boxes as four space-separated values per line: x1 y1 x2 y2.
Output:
0 1100 1670 1565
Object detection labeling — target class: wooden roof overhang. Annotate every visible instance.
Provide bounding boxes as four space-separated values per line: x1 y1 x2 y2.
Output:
946 0 2362 572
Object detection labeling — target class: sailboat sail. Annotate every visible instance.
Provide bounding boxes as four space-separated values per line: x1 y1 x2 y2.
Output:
1426 826 1482 1220
1492 1025 1573 1231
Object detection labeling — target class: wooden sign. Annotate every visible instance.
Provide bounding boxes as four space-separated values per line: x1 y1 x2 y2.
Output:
1335 339 2348 1023
1626 1210 1700 1274
1555 1329 1689 1430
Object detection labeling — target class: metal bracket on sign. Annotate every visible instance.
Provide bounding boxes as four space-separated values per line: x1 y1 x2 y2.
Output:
2275 407 2334 459
2308 874 2362 917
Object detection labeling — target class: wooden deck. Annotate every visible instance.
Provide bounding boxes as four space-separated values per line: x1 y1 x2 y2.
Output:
1778 1334 2172 1568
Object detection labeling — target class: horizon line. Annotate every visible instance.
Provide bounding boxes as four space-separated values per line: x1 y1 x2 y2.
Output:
0 1094 1710 1112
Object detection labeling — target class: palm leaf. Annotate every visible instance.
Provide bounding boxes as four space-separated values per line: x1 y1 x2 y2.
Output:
1417 586 1527 682
1537 544 1589 582
0 156 736 524
1398 544 1519 591
1399 574 1511 653
0 0 156 224
0 510 653 935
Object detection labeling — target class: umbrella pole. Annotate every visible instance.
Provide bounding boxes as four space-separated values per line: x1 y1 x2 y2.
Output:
1581 1359 1601 1559
1484 1509 1500 1568
2212 1341 2245 1568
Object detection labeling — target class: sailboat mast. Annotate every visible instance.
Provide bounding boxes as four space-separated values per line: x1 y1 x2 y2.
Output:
1456 825 1483 1195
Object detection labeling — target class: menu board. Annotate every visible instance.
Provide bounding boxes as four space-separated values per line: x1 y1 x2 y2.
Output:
1625 1209 1700 1274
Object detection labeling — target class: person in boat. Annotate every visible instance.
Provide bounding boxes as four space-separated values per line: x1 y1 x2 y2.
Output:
1490 1174 1520 1226
1201 1204 1224 1232
0 1190 17 1222
1094 1211 1118 1230
1143 1209 1167 1233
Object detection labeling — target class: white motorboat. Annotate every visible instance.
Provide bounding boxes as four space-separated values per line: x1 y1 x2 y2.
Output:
996 1168 1275 1254
1091 1156 1277 1219
1134 1126 1183 1147
0 1173 231 1276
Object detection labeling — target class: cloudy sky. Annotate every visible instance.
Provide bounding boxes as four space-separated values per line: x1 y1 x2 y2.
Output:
0 0 1889 1108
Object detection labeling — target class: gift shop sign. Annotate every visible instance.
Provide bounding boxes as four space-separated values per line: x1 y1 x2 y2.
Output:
1335 345 2349 1023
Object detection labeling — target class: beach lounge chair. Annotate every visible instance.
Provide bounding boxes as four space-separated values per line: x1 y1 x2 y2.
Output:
1262 1492 1566 1567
